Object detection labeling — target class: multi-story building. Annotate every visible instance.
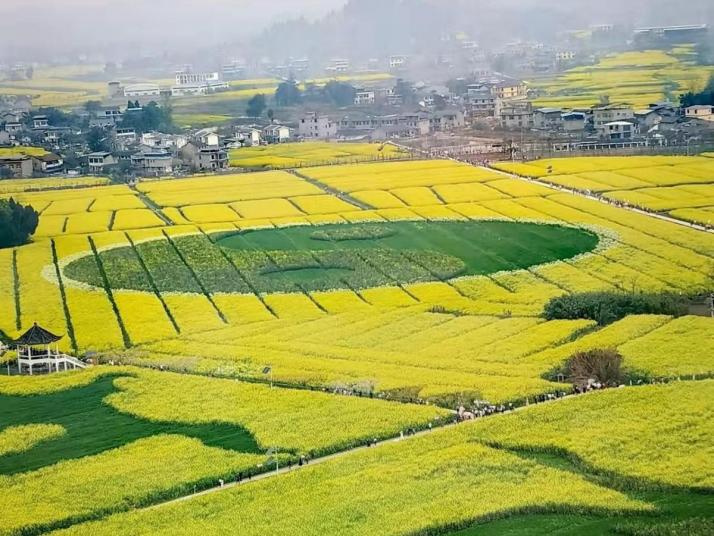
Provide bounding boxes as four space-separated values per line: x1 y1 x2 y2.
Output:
87 152 117 174
500 102 534 129
354 89 376 105
592 104 634 129
299 113 337 139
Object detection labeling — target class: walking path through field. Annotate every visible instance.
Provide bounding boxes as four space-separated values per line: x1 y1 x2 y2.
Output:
146 391 574 511
287 169 375 211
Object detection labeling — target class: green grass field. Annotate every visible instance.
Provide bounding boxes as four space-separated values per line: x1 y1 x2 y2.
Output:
64 221 598 294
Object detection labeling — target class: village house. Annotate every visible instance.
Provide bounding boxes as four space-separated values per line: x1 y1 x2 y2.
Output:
234 127 261 147
263 125 292 144
299 113 337 139
490 80 528 100
87 152 117 174
561 111 588 132
0 154 33 178
599 120 638 141
533 108 563 130
32 153 64 174
354 89 376 106
32 115 49 129
500 102 534 129
389 55 408 71
592 104 634 129
131 147 174 176
685 105 714 122
430 109 466 131
124 83 161 98
179 142 228 172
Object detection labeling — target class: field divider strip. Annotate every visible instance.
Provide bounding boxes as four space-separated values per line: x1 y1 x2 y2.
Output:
11 249 21 330
160 230 228 324
88 236 132 348
130 187 174 226
287 169 374 210
50 239 79 354
199 230 278 318
123 233 181 334
353 250 421 303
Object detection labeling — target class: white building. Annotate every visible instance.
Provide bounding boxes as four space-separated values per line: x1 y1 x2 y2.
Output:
124 83 161 97
389 55 408 70
354 90 376 105
600 120 637 140
263 125 292 144
298 112 337 139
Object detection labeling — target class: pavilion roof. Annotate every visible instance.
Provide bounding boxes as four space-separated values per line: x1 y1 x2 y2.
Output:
14 323 63 346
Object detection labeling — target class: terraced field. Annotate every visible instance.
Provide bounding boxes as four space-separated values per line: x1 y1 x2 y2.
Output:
1 155 712 536
531 47 714 109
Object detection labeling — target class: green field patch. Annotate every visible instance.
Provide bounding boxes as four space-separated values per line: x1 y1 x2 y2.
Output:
0 376 260 475
65 221 598 294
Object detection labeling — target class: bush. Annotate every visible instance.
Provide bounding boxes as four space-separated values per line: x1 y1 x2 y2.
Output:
543 292 689 325
0 198 39 248
564 349 624 387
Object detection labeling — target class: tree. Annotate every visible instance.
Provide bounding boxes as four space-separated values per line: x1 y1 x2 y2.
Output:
246 94 267 118
680 75 714 107
267 109 275 122
87 127 109 153
119 101 174 134
275 80 302 107
564 349 624 388
0 198 39 248
394 78 416 104
84 100 102 115
323 81 356 107
544 291 689 326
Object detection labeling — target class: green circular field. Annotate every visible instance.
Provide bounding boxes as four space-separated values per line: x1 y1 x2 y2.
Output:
65 221 598 294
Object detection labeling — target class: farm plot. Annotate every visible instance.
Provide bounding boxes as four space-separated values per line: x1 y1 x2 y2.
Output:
529 48 714 109
2 154 714 536
493 156 714 225
228 142 406 169
0 367 444 536
46 381 714 536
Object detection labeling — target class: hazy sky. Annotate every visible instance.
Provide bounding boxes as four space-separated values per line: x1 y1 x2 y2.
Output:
0 0 347 58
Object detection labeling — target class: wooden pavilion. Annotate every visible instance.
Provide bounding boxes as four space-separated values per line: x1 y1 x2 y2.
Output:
14 323 86 375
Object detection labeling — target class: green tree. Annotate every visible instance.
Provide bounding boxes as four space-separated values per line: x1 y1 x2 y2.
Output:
87 127 109 153
275 80 302 107
323 81 356 106
246 94 267 117
0 198 39 248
